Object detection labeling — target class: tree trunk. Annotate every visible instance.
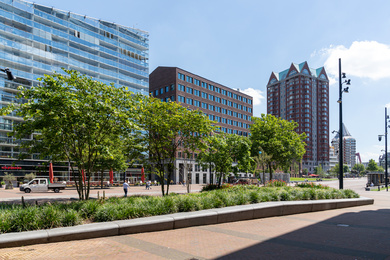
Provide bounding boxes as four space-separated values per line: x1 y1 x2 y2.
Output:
100 169 104 189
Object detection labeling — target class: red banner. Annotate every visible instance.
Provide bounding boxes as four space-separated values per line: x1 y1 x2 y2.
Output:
49 162 54 184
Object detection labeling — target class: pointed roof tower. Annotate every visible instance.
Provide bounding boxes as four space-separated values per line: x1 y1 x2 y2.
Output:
333 123 352 141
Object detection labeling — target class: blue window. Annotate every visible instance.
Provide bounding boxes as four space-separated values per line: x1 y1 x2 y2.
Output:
208 94 214 101
243 97 247 103
209 84 214 91
155 89 158 96
202 92 207 99
160 88 164 94
215 106 221 113
228 101 232 107
171 84 175 91
233 103 237 108
186 98 193 105
215 87 220 93
209 105 214 111
233 94 237 99
202 102 207 109
186 87 193 94
165 86 169 93
171 96 175 101
233 112 237 117
243 106 247 112
202 82 207 88
222 99 227 105
194 100 200 107
194 79 200 86
178 73 185 80
178 95 185 103
178 84 185 91
209 114 214 121
248 116 252 121
248 108 252 113
248 99 252 105
186 76 193 83
222 89 226 95
194 90 200 96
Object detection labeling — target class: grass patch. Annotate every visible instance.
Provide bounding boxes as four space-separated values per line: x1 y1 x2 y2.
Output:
0 185 359 234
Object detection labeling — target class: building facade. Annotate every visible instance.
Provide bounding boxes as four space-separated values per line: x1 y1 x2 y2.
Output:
331 123 356 169
0 0 149 181
266 61 329 174
149 66 253 184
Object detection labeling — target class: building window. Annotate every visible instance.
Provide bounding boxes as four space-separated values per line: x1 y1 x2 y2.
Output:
178 96 185 103
171 84 175 91
178 73 185 80
178 84 185 91
160 88 164 94
165 86 169 93
154 89 158 96
186 76 193 83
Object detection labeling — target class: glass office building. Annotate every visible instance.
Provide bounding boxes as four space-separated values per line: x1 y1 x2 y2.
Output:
0 0 149 181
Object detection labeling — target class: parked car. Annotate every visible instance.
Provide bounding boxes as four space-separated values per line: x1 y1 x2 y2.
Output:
19 178 66 193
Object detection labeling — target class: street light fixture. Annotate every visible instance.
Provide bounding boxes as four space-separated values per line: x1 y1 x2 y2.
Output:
338 58 351 190
0 68 15 81
378 107 390 192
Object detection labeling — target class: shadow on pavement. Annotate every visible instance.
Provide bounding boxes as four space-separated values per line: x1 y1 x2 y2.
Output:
216 209 390 259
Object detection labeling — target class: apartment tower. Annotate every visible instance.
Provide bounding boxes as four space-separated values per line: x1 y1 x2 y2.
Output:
266 61 329 174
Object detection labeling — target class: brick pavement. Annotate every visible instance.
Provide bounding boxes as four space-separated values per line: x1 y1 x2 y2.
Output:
1 179 389 259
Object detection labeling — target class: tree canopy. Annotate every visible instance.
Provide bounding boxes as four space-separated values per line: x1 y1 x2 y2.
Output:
1 70 143 199
366 159 383 172
197 133 252 187
250 114 306 180
134 97 216 195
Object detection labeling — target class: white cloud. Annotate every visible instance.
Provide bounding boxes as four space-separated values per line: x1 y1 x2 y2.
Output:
241 88 265 105
316 41 390 84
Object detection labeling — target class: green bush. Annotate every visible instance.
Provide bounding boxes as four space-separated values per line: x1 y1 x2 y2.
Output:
0 185 360 234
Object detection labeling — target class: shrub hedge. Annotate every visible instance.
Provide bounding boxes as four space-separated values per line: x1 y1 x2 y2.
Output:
0 185 359 234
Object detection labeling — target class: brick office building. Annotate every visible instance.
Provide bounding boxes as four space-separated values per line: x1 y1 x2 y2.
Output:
150 67 253 184
266 61 330 174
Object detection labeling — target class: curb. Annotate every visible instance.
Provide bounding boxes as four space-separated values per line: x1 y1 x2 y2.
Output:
0 197 374 248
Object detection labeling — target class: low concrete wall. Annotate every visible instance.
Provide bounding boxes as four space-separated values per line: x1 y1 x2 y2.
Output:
0 197 374 248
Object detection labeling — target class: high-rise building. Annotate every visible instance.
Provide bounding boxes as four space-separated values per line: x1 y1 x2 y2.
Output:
266 61 329 174
331 123 356 169
0 0 149 181
150 66 253 184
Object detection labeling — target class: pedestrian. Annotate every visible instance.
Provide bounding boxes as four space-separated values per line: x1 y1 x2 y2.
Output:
148 180 152 189
123 180 130 197
146 180 150 190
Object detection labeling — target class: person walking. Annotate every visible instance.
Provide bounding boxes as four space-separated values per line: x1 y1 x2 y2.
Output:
123 180 130 197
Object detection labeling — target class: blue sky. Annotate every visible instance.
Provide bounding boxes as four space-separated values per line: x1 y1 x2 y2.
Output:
32 0 390 162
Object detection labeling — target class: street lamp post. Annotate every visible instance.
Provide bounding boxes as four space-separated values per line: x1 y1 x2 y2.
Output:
378 107 389 191
338 58 351 190
0 68 15 81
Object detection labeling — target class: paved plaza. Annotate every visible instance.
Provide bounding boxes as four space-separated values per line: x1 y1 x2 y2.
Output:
1 179 389 259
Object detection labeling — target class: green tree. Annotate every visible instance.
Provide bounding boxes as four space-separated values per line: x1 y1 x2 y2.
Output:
330 164 349 176
366 159 381 172
250 114 306 180
352 163 365 176
252 148 272 184
314 165 325 177
197 133 252 187
1 70 143 200
135 97 215 196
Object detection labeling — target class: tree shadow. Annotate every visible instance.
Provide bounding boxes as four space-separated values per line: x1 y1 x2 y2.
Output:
216 209 390 259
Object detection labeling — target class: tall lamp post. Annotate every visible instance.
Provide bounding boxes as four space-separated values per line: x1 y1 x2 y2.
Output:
378 107 389 191
338 58 351 190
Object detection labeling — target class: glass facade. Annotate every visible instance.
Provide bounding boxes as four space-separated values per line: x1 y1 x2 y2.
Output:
0 0 149 180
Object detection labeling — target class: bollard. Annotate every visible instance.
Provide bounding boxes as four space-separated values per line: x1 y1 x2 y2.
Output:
21 196 26 208
97 191 100 200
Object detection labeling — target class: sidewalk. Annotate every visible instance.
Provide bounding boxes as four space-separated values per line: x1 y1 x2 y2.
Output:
0 179 388 259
